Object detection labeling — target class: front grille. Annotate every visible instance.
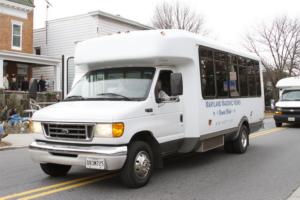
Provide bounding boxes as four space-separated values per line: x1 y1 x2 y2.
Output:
282 107 300 115
43 123 94 141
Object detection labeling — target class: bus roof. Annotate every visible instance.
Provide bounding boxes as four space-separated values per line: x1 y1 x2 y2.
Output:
276 76 300 89
74 29 259 66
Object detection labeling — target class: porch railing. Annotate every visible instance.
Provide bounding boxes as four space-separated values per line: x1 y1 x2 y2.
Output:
0 90 61 117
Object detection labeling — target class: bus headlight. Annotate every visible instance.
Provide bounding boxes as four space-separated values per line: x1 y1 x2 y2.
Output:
30 121 43 134
93 123 124 138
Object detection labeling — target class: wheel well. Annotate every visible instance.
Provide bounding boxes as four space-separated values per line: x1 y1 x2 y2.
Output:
129 131 163 169
226 118 250 142
242 121 250 132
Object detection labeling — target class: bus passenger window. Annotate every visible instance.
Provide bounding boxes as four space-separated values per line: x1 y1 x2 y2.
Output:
229 63 239 97
200 59 215 97
199 48 215 97
215 52 229 97
248 61 256 96
238 58 248 97
255 62 261 96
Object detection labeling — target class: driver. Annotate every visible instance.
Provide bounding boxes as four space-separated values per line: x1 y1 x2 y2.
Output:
157 80 170 101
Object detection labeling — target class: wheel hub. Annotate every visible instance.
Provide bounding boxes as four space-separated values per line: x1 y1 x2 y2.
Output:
241 130 248 148
134 151 151 178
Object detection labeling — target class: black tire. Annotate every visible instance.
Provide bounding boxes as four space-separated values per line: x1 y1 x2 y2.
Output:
225 125 249 154
275 122 282 127
224 141 234 153
231 125 249 154
121 141 153 188
40 163 71 177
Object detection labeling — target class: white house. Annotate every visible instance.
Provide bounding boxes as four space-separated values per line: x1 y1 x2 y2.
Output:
33 10 153 96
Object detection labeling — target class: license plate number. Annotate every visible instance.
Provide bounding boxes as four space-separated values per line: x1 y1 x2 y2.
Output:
86 158 105 170
288 117 295 122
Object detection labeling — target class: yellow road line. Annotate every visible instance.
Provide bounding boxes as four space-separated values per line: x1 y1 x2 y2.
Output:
17 173 118 200
0 173 109 200
250 127 286 139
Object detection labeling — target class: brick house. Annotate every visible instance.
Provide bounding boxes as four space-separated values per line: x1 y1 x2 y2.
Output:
0 0 61 91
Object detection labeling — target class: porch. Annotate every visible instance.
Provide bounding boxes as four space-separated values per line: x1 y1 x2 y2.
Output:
0 50 61 91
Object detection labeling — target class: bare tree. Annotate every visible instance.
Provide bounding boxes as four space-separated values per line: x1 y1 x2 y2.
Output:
245 16 300 99
152 1 208 35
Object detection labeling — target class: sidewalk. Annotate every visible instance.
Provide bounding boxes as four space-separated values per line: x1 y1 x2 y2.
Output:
288 187 300 200
0 133 35 150
264 112 274 119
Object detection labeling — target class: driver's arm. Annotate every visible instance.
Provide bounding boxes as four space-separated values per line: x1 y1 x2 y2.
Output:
158 90 171 101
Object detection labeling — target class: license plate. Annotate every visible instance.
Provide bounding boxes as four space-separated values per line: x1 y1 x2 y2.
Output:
288 117 295 122
86 158 105 170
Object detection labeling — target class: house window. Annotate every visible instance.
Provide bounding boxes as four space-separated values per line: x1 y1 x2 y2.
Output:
34 47 41 55
11 21 23 50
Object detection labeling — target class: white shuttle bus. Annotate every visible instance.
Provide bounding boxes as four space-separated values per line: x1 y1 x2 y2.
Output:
274 77 300 127
29 30 264 188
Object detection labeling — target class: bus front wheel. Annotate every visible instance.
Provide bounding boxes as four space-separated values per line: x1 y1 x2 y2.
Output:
121 141 153 188
40 163 71 177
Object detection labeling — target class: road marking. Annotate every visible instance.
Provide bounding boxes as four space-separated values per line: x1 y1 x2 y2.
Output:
17 173 117 200
0 173 109 200
250 127 286 139
0 127 287 200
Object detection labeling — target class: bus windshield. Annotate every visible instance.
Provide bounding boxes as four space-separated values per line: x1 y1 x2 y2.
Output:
66 67 155 101
281 90 300 101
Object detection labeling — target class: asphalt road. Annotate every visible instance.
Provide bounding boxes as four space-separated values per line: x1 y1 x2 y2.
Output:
1 118 300 200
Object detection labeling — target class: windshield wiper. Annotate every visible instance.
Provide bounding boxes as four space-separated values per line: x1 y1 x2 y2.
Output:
64 95 86 101
97 93 132 101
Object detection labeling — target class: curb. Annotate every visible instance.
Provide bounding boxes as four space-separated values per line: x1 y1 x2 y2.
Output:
287 186 300 200
0 132 34 151
0 145 28 151
0 141 11 149
264 114 274 119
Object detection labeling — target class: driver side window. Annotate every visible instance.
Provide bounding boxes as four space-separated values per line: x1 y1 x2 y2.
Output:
155 70 173 103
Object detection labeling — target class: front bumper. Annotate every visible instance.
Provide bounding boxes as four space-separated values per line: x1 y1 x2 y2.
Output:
29 141 127 170
274 114 300 123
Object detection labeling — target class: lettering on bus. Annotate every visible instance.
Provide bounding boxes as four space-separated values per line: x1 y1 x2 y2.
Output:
205 99 241 108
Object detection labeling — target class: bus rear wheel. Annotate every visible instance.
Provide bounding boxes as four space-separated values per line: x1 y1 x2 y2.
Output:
225 125 249 154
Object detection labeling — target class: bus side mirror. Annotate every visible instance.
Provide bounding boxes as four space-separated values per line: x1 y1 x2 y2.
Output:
170 73 183 96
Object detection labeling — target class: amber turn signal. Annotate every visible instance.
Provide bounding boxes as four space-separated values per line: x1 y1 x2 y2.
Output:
112 123 124 137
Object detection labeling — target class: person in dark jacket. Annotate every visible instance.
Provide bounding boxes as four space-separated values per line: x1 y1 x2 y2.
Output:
38 75 46 92
21 76 29 91
29 78 38 100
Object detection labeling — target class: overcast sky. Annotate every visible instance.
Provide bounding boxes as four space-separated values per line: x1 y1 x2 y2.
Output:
34 0 300 48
